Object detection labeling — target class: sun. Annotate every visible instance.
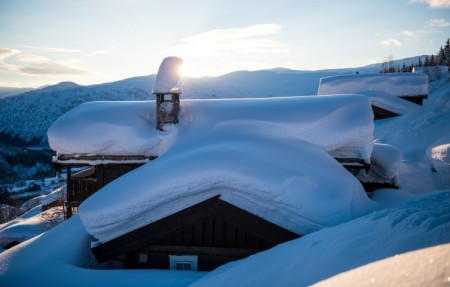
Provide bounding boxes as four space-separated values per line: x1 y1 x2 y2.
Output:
178 63 190 77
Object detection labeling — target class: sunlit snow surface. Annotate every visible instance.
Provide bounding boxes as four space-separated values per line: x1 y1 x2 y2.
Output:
191 191 450 287
318 73 428 115
1 191 448 287
48 95 374 161
2 73 450 287
70 95 374 243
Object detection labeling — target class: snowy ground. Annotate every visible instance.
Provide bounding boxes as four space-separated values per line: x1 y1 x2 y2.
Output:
0 74 449 287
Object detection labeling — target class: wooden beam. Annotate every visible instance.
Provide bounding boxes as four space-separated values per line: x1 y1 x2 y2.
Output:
142 245 262 257
372 105 399 120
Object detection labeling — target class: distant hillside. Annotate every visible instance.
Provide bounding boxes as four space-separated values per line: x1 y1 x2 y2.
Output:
0 87 34 99
0 78 154 146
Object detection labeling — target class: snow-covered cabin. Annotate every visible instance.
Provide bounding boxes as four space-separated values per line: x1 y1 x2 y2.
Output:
47 93 377 271
317 73 428 119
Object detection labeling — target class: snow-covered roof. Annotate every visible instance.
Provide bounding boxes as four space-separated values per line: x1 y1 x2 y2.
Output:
47 95 374 164
317 73 428 97
152 56 183 94
74 95 375 244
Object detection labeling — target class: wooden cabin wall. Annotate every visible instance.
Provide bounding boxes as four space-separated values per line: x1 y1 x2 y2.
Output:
92 197 299 271
65 164 142 218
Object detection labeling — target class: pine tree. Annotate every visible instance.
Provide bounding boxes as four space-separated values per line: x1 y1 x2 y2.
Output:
430 55 436 66
437 46 446 65
445 38 450 71
418 57 423 67
424 55 431 66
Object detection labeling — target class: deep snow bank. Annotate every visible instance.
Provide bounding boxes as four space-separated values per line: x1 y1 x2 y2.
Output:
312 243 450 287
0 216 204 287
375 78 450 191
190 190 450 287
47 96 374 162
318 73 428 97
317 73 428 115
79 138 374 244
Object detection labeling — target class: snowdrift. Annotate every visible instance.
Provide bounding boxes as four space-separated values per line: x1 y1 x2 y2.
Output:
79 138 373 244
317 73 428 115
47 95 374 163
313 243 450 287
1 190 448 287
190 190 450 287
318 73 428 97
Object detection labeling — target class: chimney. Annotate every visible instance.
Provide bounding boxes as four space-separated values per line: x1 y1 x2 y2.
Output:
152 57 183 131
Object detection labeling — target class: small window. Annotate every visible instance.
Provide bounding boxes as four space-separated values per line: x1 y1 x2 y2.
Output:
138 253 148 263
175 262 192 271
169 255 198 271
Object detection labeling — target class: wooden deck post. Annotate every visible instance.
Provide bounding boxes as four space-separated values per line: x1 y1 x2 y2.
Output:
65 166 73 219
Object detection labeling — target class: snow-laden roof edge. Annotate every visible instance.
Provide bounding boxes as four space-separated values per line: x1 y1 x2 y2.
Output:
318 73 428 97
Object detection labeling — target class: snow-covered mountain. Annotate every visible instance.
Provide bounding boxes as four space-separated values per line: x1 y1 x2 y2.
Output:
0 87 34 99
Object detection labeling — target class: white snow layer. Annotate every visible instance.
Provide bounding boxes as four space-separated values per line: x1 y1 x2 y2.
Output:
318 73 428 115
312 243 450 287
47 95 374 162
75 95 375 243
152 56 183 94
1 190 448 287
318 73 428 97
190 190 450 287
0 216 205 287
356 143 402 185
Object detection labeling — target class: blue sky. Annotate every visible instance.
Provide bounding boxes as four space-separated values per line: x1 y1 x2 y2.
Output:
0 0 449 87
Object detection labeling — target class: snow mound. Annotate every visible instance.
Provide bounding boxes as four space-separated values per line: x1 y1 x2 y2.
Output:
77 95 375 244
48 95 374 164
190 190 450 287
318 73 428 97
152 56 183 94
356 143 402 185
375 78 450 193
79 139 374 244
312 243 450 287
0 206 64 248
47 101 175 157
0 216 204 287
428 143 450 188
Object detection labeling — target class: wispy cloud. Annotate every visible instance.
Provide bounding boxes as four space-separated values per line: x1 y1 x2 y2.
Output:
18 61 91 75
16 54 49 63
19 45 83 53
426 18 450 27
0 48 92 76
88 46 116 57
165 24 287 58
0 48 21 70
409 0 450 8
380 38 402 46
401 29 432 41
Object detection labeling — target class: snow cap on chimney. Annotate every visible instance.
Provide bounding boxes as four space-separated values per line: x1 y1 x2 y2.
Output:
152 56 183 94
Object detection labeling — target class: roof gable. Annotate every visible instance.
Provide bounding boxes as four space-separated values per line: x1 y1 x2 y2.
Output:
92 196 299 263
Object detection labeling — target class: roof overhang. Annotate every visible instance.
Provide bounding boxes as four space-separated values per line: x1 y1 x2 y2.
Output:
53 154 157 167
